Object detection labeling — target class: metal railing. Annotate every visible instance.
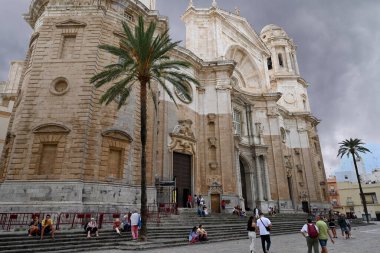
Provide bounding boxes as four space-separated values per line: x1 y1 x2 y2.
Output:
0 204 178 231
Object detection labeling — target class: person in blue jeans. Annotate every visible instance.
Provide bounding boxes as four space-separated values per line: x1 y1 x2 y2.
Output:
257 212 272 253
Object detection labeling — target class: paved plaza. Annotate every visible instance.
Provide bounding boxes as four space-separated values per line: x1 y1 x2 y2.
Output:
84 223 380 253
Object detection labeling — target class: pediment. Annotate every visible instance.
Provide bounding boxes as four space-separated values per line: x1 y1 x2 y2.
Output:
102 129 133 142
217 11 270 55
33 123 70 133
56 19 87 28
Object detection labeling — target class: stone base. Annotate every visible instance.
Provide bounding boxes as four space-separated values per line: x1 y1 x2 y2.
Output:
0 180 157 213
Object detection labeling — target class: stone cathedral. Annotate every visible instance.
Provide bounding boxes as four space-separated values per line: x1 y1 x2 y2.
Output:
0 0 330 213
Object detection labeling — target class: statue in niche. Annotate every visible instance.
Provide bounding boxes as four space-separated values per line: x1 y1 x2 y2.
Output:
284 155 292 169
255 122 264 144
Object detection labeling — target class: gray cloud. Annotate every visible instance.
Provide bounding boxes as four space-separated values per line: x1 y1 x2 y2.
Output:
1 0 380 175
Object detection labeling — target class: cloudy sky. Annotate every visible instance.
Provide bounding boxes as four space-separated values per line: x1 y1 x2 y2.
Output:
1 0 380 175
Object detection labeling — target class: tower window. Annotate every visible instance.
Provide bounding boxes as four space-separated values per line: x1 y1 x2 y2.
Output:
232 109 242 135
278 54 284 67
267 57 273 70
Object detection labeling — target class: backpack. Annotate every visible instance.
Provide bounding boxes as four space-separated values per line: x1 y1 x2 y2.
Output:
307 223 319 239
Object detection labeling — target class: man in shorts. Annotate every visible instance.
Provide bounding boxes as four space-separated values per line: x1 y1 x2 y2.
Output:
315 216 334 253
40 214 55 240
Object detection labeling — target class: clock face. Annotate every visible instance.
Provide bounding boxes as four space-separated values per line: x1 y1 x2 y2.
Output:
174 82 193 104
284 92 296 104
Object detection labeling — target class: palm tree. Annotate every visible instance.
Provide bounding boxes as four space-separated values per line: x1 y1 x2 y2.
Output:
337 138 371 223
90 16 199 240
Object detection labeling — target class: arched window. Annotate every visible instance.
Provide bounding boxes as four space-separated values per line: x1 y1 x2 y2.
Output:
267 57 273 70
278 53 284 67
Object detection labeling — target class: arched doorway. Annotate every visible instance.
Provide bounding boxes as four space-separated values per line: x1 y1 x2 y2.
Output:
239 157 254 210
173 152 192 208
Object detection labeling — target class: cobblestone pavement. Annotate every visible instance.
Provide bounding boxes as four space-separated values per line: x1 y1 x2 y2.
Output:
84 223 379 253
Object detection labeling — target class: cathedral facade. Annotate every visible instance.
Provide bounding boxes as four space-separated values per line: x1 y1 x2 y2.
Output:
0 0 330 213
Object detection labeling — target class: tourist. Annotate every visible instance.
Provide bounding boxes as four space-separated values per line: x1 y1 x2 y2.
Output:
247 216 257 253
188 226 199 243
221 199 226 211
28 216 40 237
113 218 122 235
196 195 201 207
187 194 193 208
197 224 208 241
337 214 349 239
300 218 319 253
200 196 205 206
256 212 272 253
315 216 334 253
202 205 209 217
130 210 140 240
40 214 55 240
86 217 99 238
328 218 337 238
345 217 351 238
267 206 272 216
122 213 131 232
254 207 260 219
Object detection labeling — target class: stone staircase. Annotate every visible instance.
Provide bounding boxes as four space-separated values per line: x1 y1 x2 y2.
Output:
0 210 356 253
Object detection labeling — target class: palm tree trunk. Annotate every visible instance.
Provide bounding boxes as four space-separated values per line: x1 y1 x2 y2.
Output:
140 81 148 240
352 153 370 223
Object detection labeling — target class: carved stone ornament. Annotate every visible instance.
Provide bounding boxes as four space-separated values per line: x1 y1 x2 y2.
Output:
267 107 279 117
169 119 196 154
209 162 218 170
172 119 195 139
286 168 292 178
207 113 216 124
208 180 223 194
208 137 217 148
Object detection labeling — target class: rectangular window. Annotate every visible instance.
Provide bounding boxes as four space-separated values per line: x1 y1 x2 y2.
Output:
60 35 76 59
39 144 58 175
108 147 123 179
232 109 242 135
364 192 377 204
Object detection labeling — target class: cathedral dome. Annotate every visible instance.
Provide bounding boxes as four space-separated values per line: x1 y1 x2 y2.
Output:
260 24 289 41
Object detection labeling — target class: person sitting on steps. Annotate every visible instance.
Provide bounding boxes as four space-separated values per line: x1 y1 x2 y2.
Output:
40 214 55 240
197 224 208 241
86 217 99 238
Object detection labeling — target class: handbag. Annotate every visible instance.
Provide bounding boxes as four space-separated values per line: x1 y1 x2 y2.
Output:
260 218 271 231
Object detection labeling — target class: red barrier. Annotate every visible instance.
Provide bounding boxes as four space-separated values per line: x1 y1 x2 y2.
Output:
0 207 174 231
0 213 59 231
55 213 98 230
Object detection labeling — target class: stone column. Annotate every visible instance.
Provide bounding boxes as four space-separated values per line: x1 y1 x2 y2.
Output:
235 149 243 201
263 156 272 201
285 47 293 72
255 157 264 201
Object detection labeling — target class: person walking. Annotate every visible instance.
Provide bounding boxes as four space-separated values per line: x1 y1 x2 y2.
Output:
300 218 319 253
247 216 257 253
337 214 349 239
328 218 337 238
130 210 140 240
256 212 272 253
315 216 334 253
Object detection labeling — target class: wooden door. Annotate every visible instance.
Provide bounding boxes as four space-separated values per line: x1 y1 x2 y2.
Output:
173 152 192 207
211 194 221 213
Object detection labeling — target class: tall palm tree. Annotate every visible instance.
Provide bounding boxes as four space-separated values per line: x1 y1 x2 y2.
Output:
90 16 199 240
337 138 371 223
